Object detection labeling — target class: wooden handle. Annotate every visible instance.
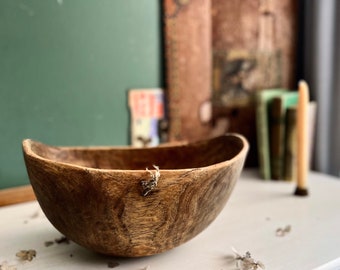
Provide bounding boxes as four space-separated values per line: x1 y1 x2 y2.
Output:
296 80 309 190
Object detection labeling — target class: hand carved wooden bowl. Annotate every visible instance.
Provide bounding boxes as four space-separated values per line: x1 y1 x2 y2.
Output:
22 134 248 257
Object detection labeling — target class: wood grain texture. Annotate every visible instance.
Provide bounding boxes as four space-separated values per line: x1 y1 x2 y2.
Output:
163 0 212 142
162 0 297 168
0 185 36 207
211 0 298 88
22 134 248 257
210 0 298 167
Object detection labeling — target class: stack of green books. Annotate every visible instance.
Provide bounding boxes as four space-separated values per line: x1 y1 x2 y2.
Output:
256 89 299 181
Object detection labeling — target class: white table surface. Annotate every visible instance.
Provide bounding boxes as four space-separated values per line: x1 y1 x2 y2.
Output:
1 169 340 270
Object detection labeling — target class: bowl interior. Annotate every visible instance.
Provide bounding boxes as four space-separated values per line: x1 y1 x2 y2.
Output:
27 135 245 170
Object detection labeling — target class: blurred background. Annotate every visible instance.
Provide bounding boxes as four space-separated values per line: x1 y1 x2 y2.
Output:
0 0 163 188
1 0 339 189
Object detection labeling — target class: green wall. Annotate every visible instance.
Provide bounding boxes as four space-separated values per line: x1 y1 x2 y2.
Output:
0 0 163 188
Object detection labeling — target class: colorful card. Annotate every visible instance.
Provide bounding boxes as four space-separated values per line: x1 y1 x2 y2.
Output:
128 88 165 147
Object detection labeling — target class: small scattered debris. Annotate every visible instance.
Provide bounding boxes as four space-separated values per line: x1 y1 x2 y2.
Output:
0 261 17 270
107 261 120 268
232 247 265 270
55 236 70 244
30 210 40 219
276 225 291 237
44 235 70 247
142 266 150 270
141 165 160 196
69 254 73 258
15 250 36 262
44 241 54 247
23 209 42 224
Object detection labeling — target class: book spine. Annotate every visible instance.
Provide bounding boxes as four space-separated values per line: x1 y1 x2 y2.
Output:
269 97 284 180
256 94 271 180
284 106 297 181
308 102 317 166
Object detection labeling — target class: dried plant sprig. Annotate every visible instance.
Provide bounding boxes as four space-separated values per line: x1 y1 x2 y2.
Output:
0 261 17 270
232 247 265 270
141 165 160 196
15 250 36 262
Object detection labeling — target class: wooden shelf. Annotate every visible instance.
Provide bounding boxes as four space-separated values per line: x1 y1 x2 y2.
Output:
0 185 36 207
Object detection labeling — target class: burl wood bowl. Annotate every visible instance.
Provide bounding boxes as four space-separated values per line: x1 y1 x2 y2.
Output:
22 134 248 257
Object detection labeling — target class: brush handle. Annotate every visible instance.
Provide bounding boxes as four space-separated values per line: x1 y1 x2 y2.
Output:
297 80 309 191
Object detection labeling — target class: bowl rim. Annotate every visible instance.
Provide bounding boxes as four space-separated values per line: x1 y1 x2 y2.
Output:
22 133 249 173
